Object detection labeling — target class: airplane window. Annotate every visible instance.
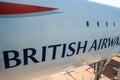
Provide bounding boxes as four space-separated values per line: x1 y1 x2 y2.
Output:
97 22 99 26
106 22 108 27
113 22 115 27
86 21 89 27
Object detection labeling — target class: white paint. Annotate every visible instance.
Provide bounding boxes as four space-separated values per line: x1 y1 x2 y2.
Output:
89 0 120 8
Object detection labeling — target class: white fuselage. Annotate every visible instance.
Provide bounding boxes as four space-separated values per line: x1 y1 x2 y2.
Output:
0 0 120 80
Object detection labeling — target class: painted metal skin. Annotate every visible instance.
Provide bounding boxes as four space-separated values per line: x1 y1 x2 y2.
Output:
0 0 120 80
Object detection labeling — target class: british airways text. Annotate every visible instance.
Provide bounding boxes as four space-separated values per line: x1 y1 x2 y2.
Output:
2 36 120 69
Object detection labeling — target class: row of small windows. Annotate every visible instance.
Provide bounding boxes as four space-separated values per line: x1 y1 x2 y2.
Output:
86 21 116 27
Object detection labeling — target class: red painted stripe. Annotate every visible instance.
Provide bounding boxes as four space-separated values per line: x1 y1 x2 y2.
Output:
0 2 57 14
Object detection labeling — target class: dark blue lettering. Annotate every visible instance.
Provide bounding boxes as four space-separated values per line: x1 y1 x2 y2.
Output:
61 44 67 58
48 44 62 60
108 38 114 47
97 39 102 50
76 41 87 54
67 42 76 56
3 50 21 69
114 37 119 46
23 48 39 65
42 46 46 62
89 40 97 52
101 38 108 49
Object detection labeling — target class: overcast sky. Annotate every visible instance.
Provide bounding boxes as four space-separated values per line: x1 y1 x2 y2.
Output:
89 0 120 8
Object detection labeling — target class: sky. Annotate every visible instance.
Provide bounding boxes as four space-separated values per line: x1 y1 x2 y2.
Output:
89 0 120 8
